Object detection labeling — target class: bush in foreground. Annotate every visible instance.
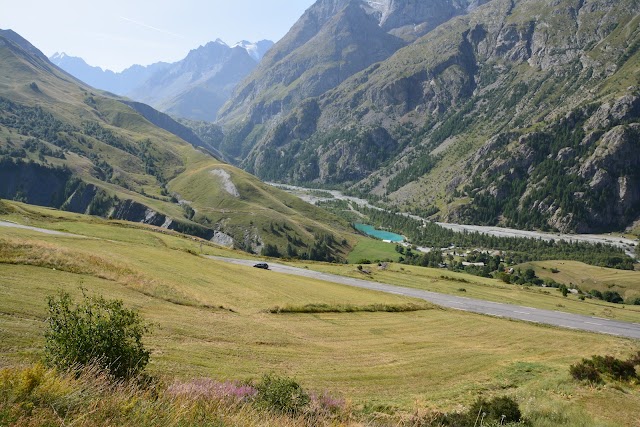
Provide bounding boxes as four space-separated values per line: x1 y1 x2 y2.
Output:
569 359 602 384
0 366 351 426
255 373 310 415
44 290 151 380
570 353 639 384
412 395 526 426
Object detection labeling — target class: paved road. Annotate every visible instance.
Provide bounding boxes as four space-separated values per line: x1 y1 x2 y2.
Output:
0 220 85 237
206 256 640 340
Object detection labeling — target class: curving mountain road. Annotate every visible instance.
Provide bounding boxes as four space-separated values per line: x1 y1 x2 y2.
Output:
0 220 85 237
206 256 640 340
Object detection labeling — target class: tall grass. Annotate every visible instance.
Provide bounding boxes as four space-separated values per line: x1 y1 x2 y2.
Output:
0 364 352 427
1 364 543 427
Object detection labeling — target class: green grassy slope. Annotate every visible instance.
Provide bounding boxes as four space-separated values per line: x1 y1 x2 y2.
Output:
0 30 354 257
518 260 640 302
0 202 639 426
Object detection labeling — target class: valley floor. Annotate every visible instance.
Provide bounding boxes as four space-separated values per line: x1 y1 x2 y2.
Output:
270 184 639 258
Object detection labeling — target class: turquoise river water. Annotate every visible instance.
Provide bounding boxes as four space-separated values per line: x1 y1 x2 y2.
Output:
354 223 404 242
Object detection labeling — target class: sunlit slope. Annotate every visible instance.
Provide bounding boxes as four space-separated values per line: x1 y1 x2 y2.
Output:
0 202 638 425
0 29 353 255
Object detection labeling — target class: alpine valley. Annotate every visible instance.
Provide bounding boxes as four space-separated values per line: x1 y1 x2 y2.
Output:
0 29 352 259
3 2 640 426
217 0 640 235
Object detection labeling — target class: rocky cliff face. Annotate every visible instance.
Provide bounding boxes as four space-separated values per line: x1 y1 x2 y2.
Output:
218 0 640 233
217 0 479 159
458 93 640 232
365 0 488 40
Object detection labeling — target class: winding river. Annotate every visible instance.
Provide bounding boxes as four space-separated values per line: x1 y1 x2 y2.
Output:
269 183 638 259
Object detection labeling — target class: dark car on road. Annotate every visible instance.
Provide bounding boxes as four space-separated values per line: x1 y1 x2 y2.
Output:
253 262 269 270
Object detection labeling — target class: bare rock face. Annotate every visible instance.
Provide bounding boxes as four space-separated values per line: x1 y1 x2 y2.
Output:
368 0 475 40
579 125 640 179
584 95 640 132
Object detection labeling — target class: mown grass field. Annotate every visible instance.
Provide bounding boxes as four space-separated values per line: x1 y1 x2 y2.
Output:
297 261 640 324
1 202 640 426
346 236 401 264
519 260 640 302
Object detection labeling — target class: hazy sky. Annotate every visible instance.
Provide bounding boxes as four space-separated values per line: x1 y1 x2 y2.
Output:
1 0 316 71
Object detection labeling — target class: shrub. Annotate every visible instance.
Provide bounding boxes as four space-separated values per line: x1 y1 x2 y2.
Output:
524 268 536 281
602 291 623 304
255 374 310 415
589 289 603 299
627 297 640 306
467 396 522 424
44 290 151 380
570 359 602 383
591 355 637 381
570 354 638 383
559 284 568 297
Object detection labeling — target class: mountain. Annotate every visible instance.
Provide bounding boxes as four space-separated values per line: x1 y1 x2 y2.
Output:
51 39 274 122
0 29 352 259
49 53 170 95
217 0 640 234
233 40 274 61
216 0 481 158
129 40 264 122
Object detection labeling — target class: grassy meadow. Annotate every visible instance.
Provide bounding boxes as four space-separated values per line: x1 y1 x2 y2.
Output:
296 261 640 324
346 236 401 264
518 260 640 302
1 201 640 426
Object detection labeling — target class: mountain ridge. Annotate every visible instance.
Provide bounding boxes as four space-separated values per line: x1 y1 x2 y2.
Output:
216 0 640 234
50 38 275 122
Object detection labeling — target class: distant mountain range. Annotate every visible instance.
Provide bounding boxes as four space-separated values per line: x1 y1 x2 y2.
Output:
49 53 171 95
216 0 640 234
50 39 274 121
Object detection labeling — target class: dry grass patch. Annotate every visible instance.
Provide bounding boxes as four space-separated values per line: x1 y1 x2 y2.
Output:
0 237 205 309
0 237 136 280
